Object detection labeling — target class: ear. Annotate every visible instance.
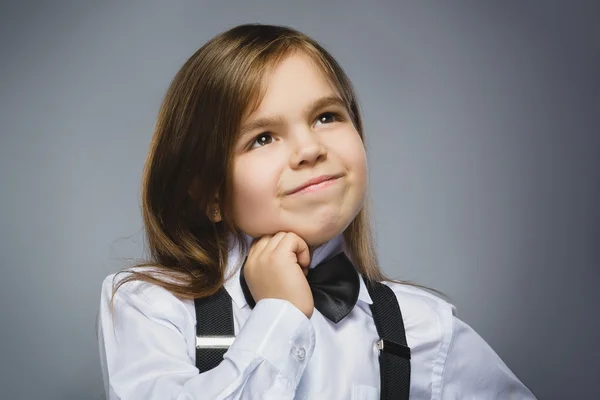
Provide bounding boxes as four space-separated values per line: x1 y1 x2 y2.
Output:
189 178 223 223
206 197 222 223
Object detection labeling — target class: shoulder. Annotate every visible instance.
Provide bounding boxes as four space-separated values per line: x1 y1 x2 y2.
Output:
101 269 168 307
379 282 536 398
378 280 456 345
99 269 195 333
381 280 457 327
380 281 456 392
376 282 456 397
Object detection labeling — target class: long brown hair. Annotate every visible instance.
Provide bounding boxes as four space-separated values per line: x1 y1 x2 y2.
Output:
111 23 447 307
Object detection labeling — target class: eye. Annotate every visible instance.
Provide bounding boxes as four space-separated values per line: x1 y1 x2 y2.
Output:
248 133 274 150
315 111 343 126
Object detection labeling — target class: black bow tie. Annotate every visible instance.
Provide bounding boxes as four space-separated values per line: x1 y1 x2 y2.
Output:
239 252 360 323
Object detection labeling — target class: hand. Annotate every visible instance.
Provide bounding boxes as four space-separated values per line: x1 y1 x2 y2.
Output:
243 232 314 318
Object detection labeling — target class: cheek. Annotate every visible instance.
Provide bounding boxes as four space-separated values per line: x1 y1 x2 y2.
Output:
232 160 270 202
351 144 369 198
229 157 280 228
333 131 368 182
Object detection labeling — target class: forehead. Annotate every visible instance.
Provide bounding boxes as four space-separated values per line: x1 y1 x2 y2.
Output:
245 52 339 119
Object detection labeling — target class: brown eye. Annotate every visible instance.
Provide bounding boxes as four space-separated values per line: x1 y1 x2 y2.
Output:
249 133 274 149
315 112 341 126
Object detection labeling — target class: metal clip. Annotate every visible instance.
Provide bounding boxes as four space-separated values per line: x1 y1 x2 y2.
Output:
376 338 411 360
196 336 235 349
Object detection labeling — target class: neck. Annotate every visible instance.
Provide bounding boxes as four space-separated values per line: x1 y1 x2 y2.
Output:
307 234 344 268
227 232 346 273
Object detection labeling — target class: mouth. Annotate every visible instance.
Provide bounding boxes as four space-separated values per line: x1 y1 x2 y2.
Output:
286 174 343 195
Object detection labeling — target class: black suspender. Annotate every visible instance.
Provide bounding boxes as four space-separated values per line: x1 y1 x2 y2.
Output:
194 280 411 400
194 288 234 373
366 280 411 400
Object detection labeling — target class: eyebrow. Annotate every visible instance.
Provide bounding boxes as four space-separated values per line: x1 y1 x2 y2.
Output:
239 95 346 139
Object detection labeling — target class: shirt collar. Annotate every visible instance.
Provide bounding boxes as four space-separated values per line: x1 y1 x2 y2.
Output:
223 233 373 309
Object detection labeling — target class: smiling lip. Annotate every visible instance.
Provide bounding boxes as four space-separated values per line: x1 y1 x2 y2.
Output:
286 174 342 195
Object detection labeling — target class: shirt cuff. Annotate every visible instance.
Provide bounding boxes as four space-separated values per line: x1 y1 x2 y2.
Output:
226 298 316 386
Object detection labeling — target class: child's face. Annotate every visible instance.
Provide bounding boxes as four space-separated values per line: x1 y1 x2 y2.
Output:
229 52 368 247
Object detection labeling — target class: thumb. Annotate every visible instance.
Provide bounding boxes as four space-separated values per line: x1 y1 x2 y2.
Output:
293 235 311 269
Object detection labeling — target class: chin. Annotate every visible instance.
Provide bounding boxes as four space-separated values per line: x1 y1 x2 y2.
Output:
291 219 349 248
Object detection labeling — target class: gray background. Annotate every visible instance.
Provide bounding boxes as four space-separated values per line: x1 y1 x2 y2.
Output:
1 1 598 399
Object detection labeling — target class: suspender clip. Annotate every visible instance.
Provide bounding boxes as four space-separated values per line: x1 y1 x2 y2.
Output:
376 338 411 360
196 335 235 349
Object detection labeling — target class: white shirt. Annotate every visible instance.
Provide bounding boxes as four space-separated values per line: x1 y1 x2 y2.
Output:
98 235 536 399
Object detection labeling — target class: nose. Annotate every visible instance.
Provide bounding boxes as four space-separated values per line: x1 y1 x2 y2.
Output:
289 131 327 168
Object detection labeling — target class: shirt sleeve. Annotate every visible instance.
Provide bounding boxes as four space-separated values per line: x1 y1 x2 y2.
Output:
440 315 537 399
98 275 315 400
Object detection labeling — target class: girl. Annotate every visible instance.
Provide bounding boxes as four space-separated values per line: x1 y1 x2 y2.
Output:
98 23 536 399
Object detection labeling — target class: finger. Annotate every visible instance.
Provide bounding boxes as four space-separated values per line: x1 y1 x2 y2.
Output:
279 232 310 268
249 235 272 258
263 231 288 254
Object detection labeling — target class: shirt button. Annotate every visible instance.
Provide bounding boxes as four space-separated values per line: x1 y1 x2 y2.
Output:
295 347 306 361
